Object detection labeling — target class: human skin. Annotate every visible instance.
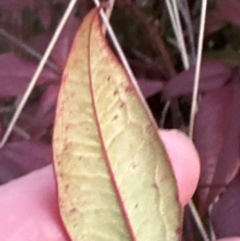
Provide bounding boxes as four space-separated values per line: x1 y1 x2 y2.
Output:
0 130 239 241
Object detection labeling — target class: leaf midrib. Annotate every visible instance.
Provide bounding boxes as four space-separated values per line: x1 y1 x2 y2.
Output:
87 10 137 241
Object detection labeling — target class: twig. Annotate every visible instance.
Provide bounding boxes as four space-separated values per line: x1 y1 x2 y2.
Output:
0 0 78 148
0 29 60 73
118 0 177 78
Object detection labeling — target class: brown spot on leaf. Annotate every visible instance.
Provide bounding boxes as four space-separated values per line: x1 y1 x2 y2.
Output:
134 204 138 208
107 76 111 81
125 84 134 92
175 226 182 236
62 74 67 84
152 182 158 189
113 89 119 95
145 123 152 132
63 145 68 151
70 207 77 213
113 115 118 120
132 162 139 169
120 101 125 108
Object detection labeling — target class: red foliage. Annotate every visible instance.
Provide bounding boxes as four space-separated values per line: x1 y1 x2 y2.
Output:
195 85 240 215
217 0 240 27
0 140 52 183
0 1 240 240
0 53 58 97
212 171 240 238
163 60 232 99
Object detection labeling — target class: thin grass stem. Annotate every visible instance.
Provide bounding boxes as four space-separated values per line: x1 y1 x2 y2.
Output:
165 0 189 69
160 100 170 128
178 0 196 63
171 0 189 69
166 0 210 240
189 200 210 241
189 0 208 140
188 1 210 241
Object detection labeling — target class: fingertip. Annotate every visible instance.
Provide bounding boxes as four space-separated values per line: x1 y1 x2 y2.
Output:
0 166 68 241
159 129 200 206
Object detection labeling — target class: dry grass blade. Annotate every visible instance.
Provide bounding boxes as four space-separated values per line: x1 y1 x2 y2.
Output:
165 0 189 69
0 0 78 148
165 0 210 240
178 0 196 63
161 0 190 128
189 0 208 140
188 0 210 241
188 200 210 241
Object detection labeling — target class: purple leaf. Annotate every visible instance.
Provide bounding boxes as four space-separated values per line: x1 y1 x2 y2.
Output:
0 0 30 11
0 141 52 184
205 8 228 34
8 84 59 140
29 16 80 68
28 33 51 53
211 171 240 238
137 78 164 98
28 84 59 137
51 16 80 67
217 0 240 27
0 53 58 97
163 60 232 99
195 85 240 215
37 2 51 29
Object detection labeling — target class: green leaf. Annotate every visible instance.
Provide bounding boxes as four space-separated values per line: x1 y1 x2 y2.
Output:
53 7 182 241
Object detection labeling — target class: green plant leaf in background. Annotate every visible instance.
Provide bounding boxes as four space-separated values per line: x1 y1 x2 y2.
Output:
53 7 182 241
